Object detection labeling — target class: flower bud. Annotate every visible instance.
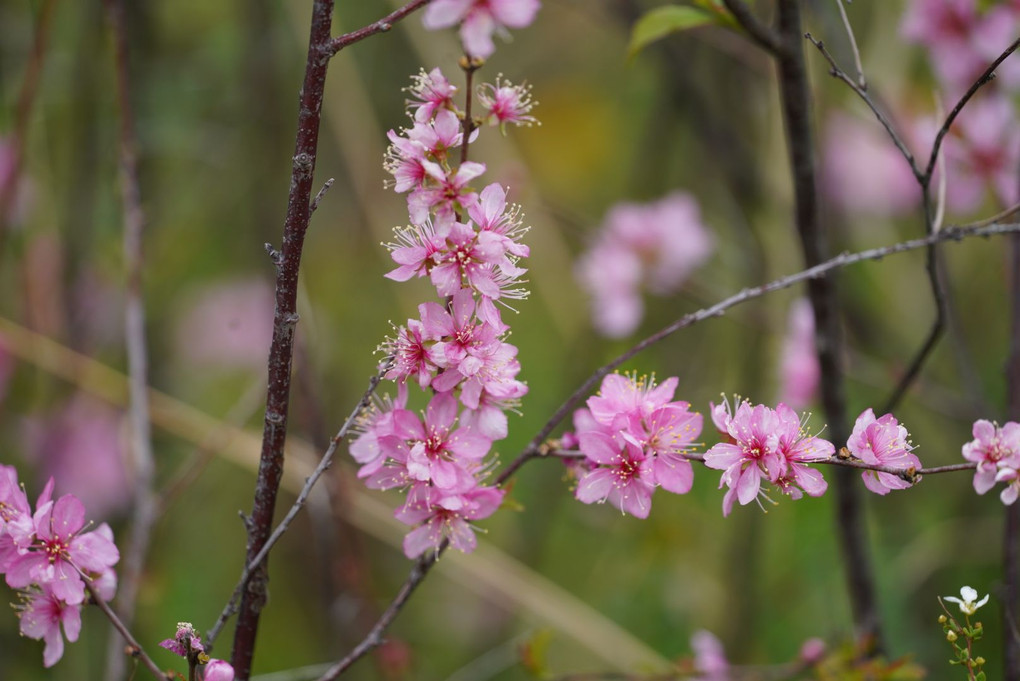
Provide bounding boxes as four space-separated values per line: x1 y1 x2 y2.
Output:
938 615 947 623
946 630 958 642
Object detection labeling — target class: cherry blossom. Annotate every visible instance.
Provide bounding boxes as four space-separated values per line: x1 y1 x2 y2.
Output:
15 584 81 668
846 408 919 495
423 0 541 59
962 419 1020 495
396 483 504 558
477 75 538 131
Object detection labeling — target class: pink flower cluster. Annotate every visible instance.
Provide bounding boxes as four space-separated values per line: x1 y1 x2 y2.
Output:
575 192 714 338
423 0 540 59
962 419 1020 505
354 66 537 559
160 622 234 680
568 374 703 518
1 466 119 667
901 0 1020 213
706 399 833 516
564 379 929 517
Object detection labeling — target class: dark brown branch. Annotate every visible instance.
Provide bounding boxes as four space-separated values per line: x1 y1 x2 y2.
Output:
328 0 435 55
230 1 336 678
102 1 159 678
206 364 391 648
86 582 172 681
720 0 780 55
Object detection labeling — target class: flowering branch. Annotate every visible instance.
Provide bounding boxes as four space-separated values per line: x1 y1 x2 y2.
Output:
205 362 391 648
498 219 1020 484
102 1 159 679
85 582 171 681
328 0 435 55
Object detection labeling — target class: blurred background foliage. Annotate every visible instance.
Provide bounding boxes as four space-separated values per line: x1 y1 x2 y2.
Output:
0 0 1016 678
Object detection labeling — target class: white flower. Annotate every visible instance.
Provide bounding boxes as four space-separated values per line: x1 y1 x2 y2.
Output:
944 586 989 615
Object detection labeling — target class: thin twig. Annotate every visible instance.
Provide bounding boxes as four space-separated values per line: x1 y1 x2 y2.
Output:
86 582 172 681
329 0 435 55
206 363 391 647
102 1 159 679
924 37 1020 185
833 0 864 90
804 34 921 179
309 177 335 214
719 0 781 55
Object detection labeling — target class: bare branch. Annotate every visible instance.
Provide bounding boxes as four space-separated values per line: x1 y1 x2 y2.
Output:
309 177 335 214
833 0 865 89
328 0 436 55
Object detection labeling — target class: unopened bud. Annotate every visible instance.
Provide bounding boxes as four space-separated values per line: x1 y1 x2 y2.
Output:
946 630 958 642
975 657 986 665
938 615 947 623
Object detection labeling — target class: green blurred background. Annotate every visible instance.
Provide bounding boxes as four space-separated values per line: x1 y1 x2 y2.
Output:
0 0 1016 678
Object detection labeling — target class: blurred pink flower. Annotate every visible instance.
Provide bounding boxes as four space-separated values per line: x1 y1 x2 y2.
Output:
942 96 1020 213
901 0 1020 94
690 630 728 680
577 192 714 338
175 279 274 371
21 396 131 519
204 660 235 681
778 298 819 409
423 0 541 59
821 113 919 217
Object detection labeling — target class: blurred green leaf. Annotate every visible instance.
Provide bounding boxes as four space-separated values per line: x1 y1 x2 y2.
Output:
627 3 736 58
519 629 554 678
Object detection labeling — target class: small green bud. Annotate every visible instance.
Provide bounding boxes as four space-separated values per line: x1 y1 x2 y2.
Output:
938 614 947 624
975 657 986 666
947 630 958 642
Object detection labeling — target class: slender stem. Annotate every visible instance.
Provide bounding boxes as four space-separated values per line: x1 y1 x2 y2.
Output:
832 0 864 90
804 34 920 180
328 0 435 55
207 364 391 647
923 38 1020 185
459 57 481 165
231 2 336 678
102 1 158 679
86 582 171 681
719 0 780 55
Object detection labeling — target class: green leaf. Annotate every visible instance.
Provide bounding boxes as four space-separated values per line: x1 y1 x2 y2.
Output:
627 5 718 58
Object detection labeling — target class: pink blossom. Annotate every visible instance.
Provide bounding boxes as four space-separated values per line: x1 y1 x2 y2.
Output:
821 113 919 218
771 404 832 500
941 96 1020 213
778 299 819 409
477 76 538 130
690 630 728 680
577 192 713 338
962 419 1020 494
996 467 1020 505
423 0 541 59
429 222 508 297
406 109 468 161
160 621 204 657
5 494 120 605
384 129 429 193
175 280 274 371
624 405 701 495
587 373 680 429
0 464 34 551
15 584 81 667
575 431 656 518
467 183 530 260
21 395 132 519
401 392 493 490
704 402 785 516
408 160 486 225
385 219 448 283
406 67 457 123
204 660 236 681
846 408 919 495
397 483 504 558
